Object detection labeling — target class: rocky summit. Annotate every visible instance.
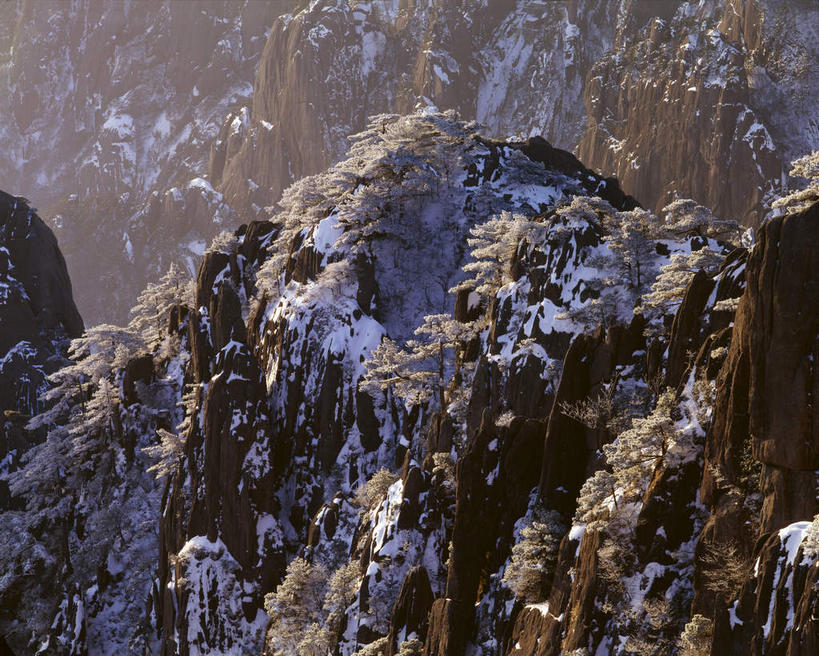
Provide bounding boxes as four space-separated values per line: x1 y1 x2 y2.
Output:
0 3 818 656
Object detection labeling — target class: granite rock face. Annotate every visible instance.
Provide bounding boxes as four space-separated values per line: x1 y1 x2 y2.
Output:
508 203 819 654
0 190 82 504
577 0 819 225
3 0 817 325
0 0 285 324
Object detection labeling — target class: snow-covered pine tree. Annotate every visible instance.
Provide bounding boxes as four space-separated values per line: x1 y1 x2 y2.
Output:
604 207 664 293
263 558 329 655
771 150 819 216
129 262 194 346
354 467 399 509
641 247 725 328
661 198 740 244
360 313 473 411
502 507 567 603
456 210 532 301
324 561 362 639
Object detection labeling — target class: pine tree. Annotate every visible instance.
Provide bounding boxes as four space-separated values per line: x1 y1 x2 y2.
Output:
641 247 725 327
264 558 329 655
661 199 740 244
502 507 567 603
678 614 713 656
397 639 424 655
771 150 819 216
324 561 361 638
208 229 241 255
143 385 196 480
604 207 664 293
602 390 678 493
351 637 389 656
130 263 194 346
296 623 333 656
354 468 399 510
456 211 532 300
360 313 473 410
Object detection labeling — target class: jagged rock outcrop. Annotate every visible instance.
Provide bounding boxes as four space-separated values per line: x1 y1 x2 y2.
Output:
712 524 819 655
387 566 435 655
538 319 646 515
696 201 819 634
577 0 819 224
507 202 819 655
0 190 82 503
155 112 664 655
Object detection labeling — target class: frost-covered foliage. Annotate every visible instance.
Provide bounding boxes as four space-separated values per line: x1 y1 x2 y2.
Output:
457 210 533 301
661 199 740 244
351 637 388 656
360 313 474 409
558 373 628 436
263 556 363 655
355 467 400 509
699 540 751 601
565 374 711 653
801 514 819 561
0 294 190 651
642 247 725 330
397 638 424 655
576 389 702 528
129 262 194 346
207 229 241 255
678 614 713 656
770 150 819 216
551 197 738 333
502 507 566 603
264 558 330 655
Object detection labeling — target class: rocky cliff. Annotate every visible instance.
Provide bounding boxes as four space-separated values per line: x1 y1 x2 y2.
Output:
6 1 816 326
577 0 819 224
3 113 818 655
219 0 817 229
506 202 819 654
0 190 83 506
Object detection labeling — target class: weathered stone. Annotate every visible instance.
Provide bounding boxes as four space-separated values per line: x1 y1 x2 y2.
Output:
387 566 435 656
122 354 154 407
665 268 716 390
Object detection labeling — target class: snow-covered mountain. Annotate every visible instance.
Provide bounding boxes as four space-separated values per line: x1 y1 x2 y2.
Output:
0 0 290 324
3 1 817 327
3 108 817 655
2 2 819 654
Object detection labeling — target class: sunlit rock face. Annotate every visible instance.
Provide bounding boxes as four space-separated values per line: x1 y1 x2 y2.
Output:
577 0 819 225
2 1 816 324
0 0 285 324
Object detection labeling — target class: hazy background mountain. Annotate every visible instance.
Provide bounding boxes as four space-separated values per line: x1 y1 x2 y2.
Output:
2 0 817 326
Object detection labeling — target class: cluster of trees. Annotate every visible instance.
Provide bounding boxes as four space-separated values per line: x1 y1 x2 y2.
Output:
255 111 485 298
455 210 535 303
0 262 194 650
770 150 819 216
554 196 739 331
263 557 360 655
360 313 474 411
